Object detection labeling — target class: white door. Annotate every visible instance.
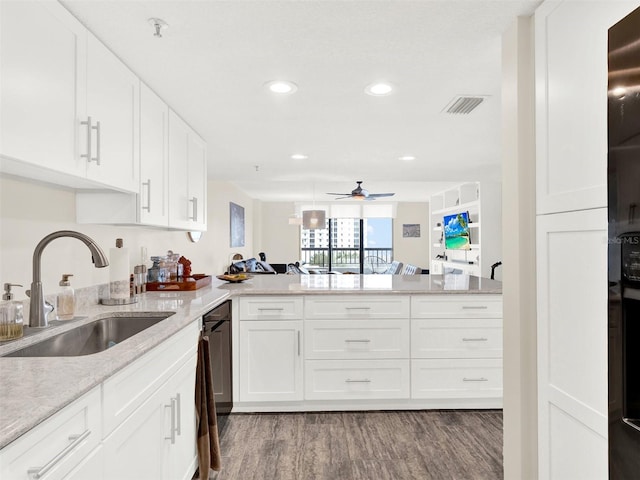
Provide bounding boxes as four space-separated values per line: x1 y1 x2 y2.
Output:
168 110 191 229
140 83 169 226
85 33 139 192
536 208 609 480
188 132 207 231
239 320 303 402
102 397 164 480
163 356 198 480
534 0 639 214
0 1 87 176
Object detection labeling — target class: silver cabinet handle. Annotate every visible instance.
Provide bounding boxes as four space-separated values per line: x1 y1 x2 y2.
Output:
345 379 371 383
81 117 92 161
175 393 181 436
93 121 101 165
257 307 284 311
463 377 488 382
462 337 488 342
345 339 371 343
297 330 301 357
27 430 91 479
345 306 371 310
142 179 151 212
462 306 488 310
189 197 198 222
165 399 176 444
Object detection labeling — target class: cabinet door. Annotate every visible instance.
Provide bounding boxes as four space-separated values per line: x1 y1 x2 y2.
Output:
535 1 638 214
140 83 169 226
188 132 207 231
239 320 303 402
162 353 198 480
0 1 86 176
86 34 139 192
536 208 608 480
63 446 103 480
103 396 165 480
168 110 192 229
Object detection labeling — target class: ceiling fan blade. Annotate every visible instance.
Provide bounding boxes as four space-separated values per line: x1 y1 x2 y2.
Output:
333 196 355 200
368 193 395 198
326 192 351 196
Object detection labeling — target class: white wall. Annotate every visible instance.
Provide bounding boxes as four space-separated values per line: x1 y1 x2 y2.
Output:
204 180 255 274
0 176 254 317
393 202 430 270
502 15 538 480
255 202 300 265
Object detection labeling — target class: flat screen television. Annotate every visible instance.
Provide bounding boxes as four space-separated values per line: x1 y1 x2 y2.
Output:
443 212 471 250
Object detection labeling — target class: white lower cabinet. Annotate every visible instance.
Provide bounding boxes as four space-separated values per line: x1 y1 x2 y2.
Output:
102 395 165 480
0 320 200 480
103 354 197 480
0 388 101 480
103 320 199 480
236 294 502 411
411 358 503 399
305 319 410 360
63 446 103 480
305 359 410 400
239 320 303 402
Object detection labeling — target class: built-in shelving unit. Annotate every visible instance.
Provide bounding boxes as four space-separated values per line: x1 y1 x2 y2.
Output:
429 182 502 279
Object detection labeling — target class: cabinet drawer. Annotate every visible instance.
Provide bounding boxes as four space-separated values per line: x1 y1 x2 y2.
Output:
305 295 410 319
239 296 303 320
411 319 502 358
411 359 502 399
305 319 410 359
102 320 200 436
305 359 410 400
411 295 502 318
0 388 101 480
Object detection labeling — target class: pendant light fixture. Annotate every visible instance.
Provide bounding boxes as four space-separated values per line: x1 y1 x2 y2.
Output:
302 181 326 229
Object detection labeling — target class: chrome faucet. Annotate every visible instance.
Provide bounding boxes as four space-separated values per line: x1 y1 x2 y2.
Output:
29 230 109 328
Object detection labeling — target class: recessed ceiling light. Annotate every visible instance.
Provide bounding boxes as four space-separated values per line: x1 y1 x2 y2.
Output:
399 155 416 161
291 154 308 160
365 82 394 96
264 80 298 94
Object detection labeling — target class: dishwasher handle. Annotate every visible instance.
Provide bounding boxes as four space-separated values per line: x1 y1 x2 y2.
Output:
202 319 228 335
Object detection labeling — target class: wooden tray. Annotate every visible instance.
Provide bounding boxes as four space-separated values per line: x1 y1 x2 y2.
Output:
146 274 212 291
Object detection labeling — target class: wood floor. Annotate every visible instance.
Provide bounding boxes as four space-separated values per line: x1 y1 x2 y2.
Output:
211 410 503 480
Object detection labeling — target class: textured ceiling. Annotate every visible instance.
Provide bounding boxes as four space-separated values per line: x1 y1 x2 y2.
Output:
61 0 541 202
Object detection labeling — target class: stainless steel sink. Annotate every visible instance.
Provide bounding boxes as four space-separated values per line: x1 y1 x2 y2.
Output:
3 313 175 357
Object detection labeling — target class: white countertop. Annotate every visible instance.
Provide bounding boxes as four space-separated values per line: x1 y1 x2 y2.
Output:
0 274 500 449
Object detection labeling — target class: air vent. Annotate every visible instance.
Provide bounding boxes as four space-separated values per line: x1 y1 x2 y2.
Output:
443 96 487 115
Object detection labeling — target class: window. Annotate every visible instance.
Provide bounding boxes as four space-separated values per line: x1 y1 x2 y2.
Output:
300 217 393 273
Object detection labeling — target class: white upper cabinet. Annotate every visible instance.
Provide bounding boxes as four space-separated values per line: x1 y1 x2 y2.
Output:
0 1 139 193
0 0 87 178
168 110 207 231
535 0 639 214
139 83 169 227
85 33 139 193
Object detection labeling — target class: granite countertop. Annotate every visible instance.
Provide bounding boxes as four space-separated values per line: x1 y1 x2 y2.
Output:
0 274 500 449
215 273 502 295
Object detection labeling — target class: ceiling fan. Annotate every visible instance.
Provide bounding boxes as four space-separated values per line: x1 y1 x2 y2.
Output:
326 181 395 200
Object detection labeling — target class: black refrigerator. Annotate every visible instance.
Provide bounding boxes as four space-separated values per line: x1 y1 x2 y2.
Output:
608 6 640 478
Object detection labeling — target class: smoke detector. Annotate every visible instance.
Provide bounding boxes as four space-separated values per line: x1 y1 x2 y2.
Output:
443 95 488 115
148 18 169 38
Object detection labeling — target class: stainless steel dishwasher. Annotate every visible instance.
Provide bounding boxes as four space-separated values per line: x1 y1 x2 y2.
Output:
202 300 232 433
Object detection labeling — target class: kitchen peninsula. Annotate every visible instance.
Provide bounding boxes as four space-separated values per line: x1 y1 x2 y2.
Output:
0 274 501 479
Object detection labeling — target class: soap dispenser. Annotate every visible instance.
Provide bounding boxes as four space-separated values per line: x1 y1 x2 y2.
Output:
57 274 75 320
